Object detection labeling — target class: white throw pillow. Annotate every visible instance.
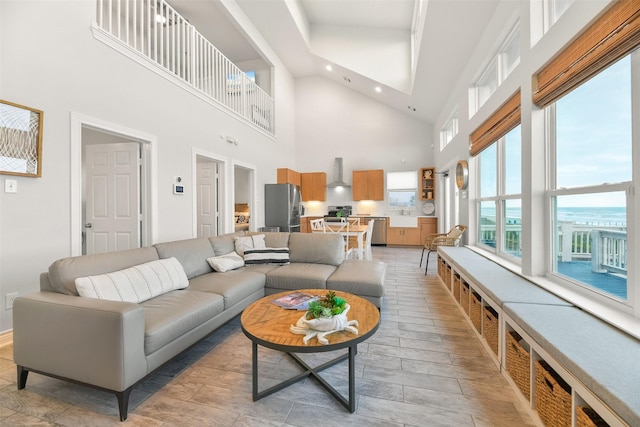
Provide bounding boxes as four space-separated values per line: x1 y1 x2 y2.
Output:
207 251 245 272
243 247 290 265
75 257 188 303
234 234 266 256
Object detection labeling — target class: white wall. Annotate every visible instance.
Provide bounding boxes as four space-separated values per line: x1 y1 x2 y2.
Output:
431 0 612 243
295 76 433 216
0 0 296 332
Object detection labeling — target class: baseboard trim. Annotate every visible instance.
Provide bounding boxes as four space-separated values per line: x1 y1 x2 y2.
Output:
0 330 13 348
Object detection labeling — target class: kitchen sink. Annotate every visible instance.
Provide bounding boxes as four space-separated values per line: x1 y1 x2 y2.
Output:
388 216 418 228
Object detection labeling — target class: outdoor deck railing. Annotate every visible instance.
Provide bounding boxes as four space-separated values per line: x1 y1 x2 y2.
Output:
94 0 274 134
480 221 627 274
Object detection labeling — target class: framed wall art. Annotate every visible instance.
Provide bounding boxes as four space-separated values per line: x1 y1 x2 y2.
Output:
0 99 43 177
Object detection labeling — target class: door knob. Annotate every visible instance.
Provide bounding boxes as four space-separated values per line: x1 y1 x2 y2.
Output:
85 223 92 228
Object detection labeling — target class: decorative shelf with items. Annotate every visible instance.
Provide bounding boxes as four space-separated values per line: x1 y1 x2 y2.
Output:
420 167 435 201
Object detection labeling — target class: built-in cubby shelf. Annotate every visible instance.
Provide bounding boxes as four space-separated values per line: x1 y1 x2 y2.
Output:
437 252 628 427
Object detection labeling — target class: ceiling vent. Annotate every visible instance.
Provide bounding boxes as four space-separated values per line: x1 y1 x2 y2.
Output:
327 157 351 188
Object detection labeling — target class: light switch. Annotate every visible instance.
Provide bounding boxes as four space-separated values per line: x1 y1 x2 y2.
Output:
4 179 17 193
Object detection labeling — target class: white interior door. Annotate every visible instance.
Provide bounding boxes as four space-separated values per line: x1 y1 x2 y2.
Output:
197 160 218 237
85 142 140 254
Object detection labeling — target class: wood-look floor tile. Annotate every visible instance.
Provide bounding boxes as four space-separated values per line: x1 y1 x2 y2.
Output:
0 246 534 426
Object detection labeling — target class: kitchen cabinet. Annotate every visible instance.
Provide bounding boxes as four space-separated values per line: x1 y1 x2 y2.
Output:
301 172 326 201
277 168 301 186
419 217 438 244
352 169 384 201
387 226 421 246
419 167 436 201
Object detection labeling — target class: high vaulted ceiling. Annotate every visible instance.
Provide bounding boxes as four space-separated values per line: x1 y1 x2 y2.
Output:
169 0 500 124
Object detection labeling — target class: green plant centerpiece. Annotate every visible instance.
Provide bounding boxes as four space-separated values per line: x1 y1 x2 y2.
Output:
305 291 347 320
290 290 359 345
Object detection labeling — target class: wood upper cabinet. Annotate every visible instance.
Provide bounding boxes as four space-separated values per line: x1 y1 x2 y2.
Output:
277 168 301 186
352 169 384 201
301 172 326 201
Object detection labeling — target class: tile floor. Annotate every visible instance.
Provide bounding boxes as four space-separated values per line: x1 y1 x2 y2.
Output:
0 246 535 426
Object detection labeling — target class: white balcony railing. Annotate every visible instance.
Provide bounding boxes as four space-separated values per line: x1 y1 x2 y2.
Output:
480 221 627 275
95 0 274 134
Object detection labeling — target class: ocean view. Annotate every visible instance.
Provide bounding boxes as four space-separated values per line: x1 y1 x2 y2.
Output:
481 206 627 228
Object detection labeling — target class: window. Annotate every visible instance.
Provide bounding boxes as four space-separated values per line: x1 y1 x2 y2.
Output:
470 22 520 116
548 55 631 301
440 109 458 149
477 125 522 259
387 171 417 209
544 0 573 32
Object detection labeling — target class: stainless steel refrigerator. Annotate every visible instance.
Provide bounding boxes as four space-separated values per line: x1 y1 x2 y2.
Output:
264 184 301 232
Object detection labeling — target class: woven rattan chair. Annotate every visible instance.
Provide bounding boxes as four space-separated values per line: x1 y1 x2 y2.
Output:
420 225 467 275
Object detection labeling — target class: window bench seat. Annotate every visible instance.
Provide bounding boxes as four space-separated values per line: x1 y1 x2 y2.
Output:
438 246 639 427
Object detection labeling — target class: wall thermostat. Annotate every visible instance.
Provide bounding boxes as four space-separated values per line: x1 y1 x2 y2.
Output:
173 176 184 194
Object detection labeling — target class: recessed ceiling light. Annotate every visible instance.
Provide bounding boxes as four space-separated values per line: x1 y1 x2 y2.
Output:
375 86 382 93
325 64 333 71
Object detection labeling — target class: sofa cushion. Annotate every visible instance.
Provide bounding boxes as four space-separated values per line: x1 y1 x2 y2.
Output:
265 263 337 291
288 233 344 266
207 252 245 272
141 290 224 355
327 260 386 299
246 231 290 249
234 234 266 256
209 231 245 256
188 270 266 309
48 247 160 295
75 257 188 303
243 248 290 265
154 238 215 279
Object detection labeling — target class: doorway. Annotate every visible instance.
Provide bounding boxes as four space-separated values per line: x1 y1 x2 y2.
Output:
71 113 156 256
195 156 221 237
233 163 254 233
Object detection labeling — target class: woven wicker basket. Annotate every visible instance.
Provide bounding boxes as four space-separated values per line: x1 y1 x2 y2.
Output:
506 330 530 400
453 274 461 303
535 360 572 427
484 305 499 356
577 406 610 427
461 281 470 314
445 264 451 290
470 291 482 333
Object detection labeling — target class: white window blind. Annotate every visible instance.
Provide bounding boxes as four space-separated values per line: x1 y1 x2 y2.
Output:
387 171 417 190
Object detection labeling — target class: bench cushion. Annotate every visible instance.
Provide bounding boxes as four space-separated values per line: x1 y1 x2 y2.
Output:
504 303 640 427
439 247 571 306
141 290 224 355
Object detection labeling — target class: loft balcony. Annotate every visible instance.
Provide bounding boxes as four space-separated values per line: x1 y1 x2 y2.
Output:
93 0 274 135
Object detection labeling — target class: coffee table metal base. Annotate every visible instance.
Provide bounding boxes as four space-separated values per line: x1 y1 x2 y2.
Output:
251 341 357 412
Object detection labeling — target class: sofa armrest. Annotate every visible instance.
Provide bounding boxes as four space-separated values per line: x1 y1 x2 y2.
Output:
13 292 148 392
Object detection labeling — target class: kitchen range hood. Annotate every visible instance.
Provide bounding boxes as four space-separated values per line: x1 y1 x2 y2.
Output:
327 157 351 188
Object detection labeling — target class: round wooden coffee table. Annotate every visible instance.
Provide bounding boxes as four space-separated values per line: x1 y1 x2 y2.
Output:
241 289 380 412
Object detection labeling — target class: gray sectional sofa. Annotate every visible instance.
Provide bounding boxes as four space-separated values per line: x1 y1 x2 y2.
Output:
12 231 386 421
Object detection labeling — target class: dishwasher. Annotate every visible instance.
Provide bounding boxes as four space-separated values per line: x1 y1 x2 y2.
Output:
367 217 387 246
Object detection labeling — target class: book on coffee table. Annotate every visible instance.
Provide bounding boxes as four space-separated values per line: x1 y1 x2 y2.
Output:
271 292 318 310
